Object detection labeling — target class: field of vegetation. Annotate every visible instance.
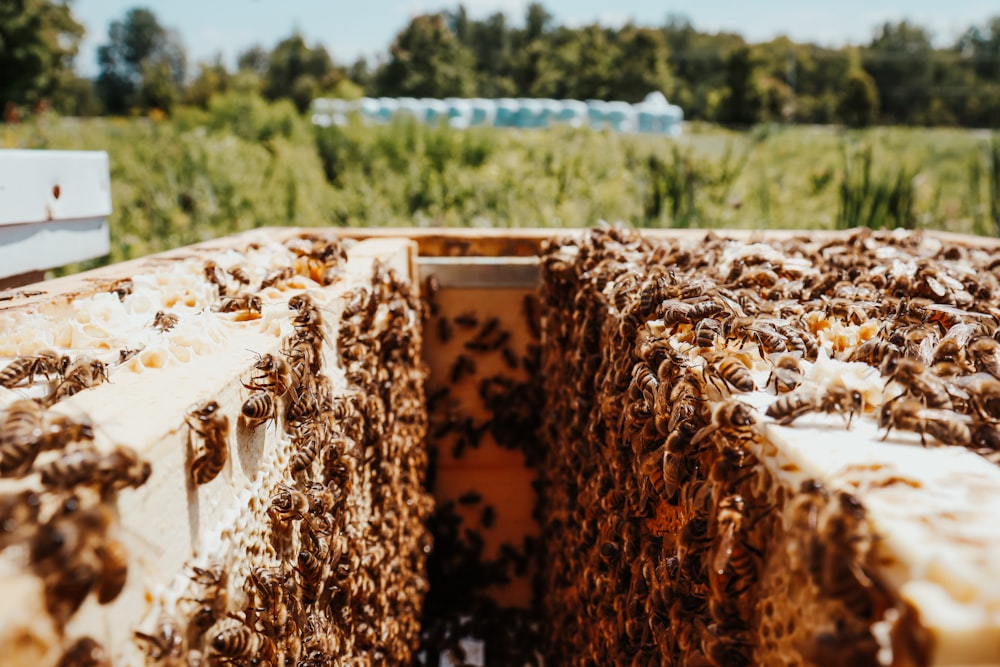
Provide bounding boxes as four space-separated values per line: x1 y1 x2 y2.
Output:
2 96 998 272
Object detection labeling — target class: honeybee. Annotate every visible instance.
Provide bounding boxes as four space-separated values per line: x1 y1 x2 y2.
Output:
692 399 756 446
57 637 110 667
290 431 321 475
955 373 1000 421
697 619 753 667
0 349 68 388
766 383 863 427
94 538 128 604
118 346 143 364
734 266 779 289
269 484 310 526
436 317 454 343
814 493 880 615
501 346 519 370
705 355 755 395
775 323 819 361
289 293 324 329
687 299 724 322
879 398 972 447
304 481 338 517
788 478 828 535
210 620 271 665
766 354 803 394
520 294 542 342
668 374 707 436
712 495 744 577
676 515 713 571
638 446 682 503
710 446 754 490
722 315 757 347
481 504 497 528
968 337 1000 377
421 274 441 316
748 322 788 355
822 382 866 428
31 498 123 622
284 377 327 426
184 563 228 638
636 275 670 315
249 568 293 639
243 353 291 398
241 393 276 430
297 540 327 605
134 613 184 660
284 329 322 377
629 363 658 407
1 400 94 478
920 302 982 331
108 278 133 302
261 266 296 290
453 311 479 329
38 444 150 494
227 266 252 287
766 389 821 426
216 295 263 318
50 358 109 404
847 337 900 369
151 311 179 333
882 357 956 409
289 237 347 285
340 286 370 321
204 261 228 296
187 401 229 485
693 317 722 349
449 354 477 384
661 300 693 327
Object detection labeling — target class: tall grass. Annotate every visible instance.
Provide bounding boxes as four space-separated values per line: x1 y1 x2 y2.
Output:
988 134 1000 237
1 97 997 274
836 141 916 230
968 133 1000 237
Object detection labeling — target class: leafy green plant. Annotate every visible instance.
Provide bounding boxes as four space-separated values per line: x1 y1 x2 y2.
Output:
836 140 915 230
1 106 994 277
990 133 1000 236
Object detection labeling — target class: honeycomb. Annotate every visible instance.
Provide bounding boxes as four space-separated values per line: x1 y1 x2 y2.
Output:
537 227 1000 666
0 232 431 666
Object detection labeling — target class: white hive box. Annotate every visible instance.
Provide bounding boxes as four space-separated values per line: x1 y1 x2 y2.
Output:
0 150 112 284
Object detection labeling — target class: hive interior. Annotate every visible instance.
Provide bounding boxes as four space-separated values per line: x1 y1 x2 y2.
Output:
2 227 1000 666
0 233 431 666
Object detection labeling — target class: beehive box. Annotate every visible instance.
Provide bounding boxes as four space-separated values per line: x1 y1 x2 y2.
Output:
2 227 1000 667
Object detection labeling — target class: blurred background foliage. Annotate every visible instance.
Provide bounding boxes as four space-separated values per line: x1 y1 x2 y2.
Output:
1 2 999 273
4 3 1000 128
4 103 998 273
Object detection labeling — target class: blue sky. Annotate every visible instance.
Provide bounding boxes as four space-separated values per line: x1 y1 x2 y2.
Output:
72 0 998 77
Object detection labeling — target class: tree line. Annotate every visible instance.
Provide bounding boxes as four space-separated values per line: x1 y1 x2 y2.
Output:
3 2 1000 127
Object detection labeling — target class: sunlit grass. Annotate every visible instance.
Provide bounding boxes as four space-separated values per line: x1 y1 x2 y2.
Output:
2 100 997 273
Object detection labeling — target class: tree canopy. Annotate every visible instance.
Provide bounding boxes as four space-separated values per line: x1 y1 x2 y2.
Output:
0 0 84 110
96 7 185 114
3 3 1000 128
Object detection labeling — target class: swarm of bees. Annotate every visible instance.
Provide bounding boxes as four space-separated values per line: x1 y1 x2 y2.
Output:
534 227 987 667
0 400 151 648
1 231 436 666
134 245 432 667
10 225 994 666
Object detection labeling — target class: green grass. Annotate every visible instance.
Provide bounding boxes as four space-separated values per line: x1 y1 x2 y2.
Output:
3 99 999 273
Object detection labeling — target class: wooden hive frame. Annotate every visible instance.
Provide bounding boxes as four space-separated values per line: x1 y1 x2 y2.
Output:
2 226 1000 667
